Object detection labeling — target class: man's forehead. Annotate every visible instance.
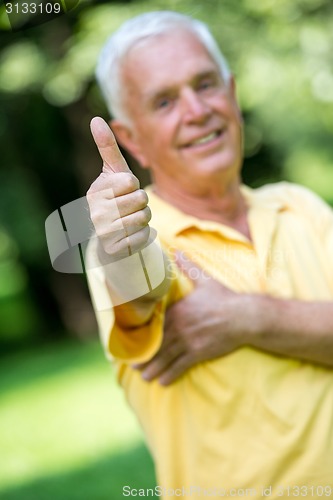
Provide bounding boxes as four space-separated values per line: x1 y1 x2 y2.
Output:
121 29 220 95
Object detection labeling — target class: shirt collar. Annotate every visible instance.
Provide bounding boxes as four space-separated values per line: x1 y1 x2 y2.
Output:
145 184 287 242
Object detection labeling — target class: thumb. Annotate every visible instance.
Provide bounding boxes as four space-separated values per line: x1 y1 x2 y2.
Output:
90 116 131 174
174 251 211 285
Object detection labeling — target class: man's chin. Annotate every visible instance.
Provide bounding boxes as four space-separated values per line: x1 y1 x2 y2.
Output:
190 159 237 179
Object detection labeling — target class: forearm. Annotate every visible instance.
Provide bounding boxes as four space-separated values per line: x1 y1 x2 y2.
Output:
111 278 169 327
248 295 333 367
99 242 171 328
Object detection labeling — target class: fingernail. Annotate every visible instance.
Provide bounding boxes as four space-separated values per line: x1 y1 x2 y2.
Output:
159 376 170 386
142 371 151 381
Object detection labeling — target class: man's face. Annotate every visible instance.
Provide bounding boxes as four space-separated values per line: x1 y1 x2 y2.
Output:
118 29 243 194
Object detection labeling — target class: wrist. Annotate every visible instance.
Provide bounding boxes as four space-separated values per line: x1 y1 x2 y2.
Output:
239 294 268 347
245 294 287 350
97 237 171 304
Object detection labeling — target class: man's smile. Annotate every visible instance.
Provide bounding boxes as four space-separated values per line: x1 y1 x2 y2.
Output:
181 128 226 151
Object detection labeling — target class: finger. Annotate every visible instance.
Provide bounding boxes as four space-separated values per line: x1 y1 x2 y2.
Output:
132 326 177 371
90 116 130 174
102 225 151 258
87 172 140 198
132 361 149 371
164 302 184 338
138 342 185 381
175 250 212 285
104 207 152 241
115 189 149 217
158 354 193 386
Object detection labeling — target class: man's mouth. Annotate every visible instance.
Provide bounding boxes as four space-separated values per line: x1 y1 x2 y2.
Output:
183 129 223 148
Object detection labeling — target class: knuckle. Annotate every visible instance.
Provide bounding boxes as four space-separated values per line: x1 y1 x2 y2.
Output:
136 207 151 227
145 206 152 221
135 189 149 208
121 172 139 192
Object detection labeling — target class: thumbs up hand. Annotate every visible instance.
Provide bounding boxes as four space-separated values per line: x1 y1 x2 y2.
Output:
87 117 152 261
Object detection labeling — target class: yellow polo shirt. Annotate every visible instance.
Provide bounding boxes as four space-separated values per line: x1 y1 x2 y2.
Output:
86 182 333 498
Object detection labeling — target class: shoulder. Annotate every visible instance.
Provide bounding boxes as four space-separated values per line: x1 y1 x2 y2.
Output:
251 181 333 232
250 181 331 212
252 181 326 205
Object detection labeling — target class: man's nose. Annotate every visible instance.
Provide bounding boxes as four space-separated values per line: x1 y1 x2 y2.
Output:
180 88 211 123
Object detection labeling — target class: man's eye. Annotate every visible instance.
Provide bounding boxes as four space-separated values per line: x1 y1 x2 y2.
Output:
198 79 215 91
156 97 172 109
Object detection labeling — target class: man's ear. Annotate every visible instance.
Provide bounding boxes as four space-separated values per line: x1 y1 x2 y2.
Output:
228 75 243 123
228 74 236 96
110 119 149 168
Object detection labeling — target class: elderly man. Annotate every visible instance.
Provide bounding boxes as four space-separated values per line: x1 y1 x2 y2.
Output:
86 10 333 498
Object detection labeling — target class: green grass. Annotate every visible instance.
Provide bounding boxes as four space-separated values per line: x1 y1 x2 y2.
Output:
0 339 156 499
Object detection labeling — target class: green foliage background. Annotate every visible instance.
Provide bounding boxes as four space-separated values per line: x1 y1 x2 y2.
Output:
0 0 332 495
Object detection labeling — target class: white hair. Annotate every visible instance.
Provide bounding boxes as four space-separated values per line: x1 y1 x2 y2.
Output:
96 11 231 124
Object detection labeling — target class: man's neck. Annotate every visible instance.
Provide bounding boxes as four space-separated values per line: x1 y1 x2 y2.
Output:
153 179 251 240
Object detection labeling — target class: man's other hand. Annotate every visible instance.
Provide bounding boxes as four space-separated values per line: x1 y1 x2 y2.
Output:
133 252 256 385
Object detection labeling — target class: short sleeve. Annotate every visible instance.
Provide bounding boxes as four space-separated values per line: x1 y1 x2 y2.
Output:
261 182 333 260
85 237 191 364
281 183 333 257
